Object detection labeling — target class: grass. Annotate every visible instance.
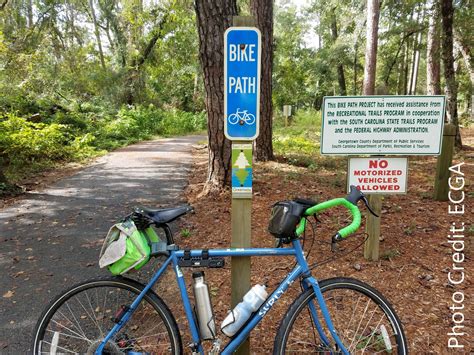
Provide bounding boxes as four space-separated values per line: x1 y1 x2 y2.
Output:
403 221 417 236
273 109 344 171
381 249 401 260
273 109 321 156
180 228 191 238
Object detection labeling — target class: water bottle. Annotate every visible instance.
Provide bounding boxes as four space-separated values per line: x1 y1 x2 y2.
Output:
192 271 216 340
220 284 268 337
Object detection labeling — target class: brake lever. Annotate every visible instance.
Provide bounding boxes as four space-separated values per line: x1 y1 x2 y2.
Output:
362 196 380 217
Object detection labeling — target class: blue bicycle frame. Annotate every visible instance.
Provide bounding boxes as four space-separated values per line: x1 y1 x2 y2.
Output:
96 239 349 355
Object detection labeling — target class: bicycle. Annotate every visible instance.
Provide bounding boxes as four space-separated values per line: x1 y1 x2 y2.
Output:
32 186 408 354
228 108 256 125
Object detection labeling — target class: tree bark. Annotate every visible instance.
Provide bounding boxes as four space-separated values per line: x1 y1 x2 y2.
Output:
409 30 422 95
403 37 411 94
454 30 474 87
353 42 358 95
125 13 168 105
362 0 380 95
331 13 347 95
396 42 405 94
89 0 106 70
99 0 127 67
251 0 274 161
195 0 237 189
26 0 33 28
384 32 414 87
427 1 441 95
440 0 462 148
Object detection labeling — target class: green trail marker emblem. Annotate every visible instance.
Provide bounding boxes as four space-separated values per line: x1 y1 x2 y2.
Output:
232 143 252 198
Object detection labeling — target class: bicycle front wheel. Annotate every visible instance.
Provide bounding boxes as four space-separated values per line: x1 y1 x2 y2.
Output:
31 277 182 354
274 277 408 354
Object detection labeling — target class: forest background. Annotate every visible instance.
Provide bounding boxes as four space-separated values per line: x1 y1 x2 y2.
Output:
0 0 472 192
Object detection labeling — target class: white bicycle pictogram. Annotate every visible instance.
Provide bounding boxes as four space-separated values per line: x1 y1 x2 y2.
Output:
228 108 256 125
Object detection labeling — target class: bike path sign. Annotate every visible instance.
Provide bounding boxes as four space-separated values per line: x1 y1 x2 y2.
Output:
224 27 261 141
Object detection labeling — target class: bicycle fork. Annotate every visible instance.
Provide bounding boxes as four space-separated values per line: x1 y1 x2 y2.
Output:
293 239 349 355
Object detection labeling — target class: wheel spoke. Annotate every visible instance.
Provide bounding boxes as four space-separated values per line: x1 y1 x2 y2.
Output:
32 279 179 354
50 318 91 343
277 279 406 355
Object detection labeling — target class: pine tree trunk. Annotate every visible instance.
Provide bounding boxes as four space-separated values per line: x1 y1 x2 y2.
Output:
26 0 33 28
403 37 410 94
427 2 441 95
195 0 237 189
454 30 474 88
89 0 106 70
331 15 347 95
362 0 380 95
396 42 405 94
353 42 358 95
409 30 423 94
251 0 274 161
440 0 462 148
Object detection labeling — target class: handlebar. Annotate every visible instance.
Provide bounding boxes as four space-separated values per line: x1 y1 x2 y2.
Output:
295 186 377 241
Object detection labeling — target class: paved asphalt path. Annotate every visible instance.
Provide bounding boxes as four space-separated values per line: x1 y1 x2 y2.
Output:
0 135 203 353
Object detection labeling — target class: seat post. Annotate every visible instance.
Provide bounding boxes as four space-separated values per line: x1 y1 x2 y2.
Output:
162 224 174 245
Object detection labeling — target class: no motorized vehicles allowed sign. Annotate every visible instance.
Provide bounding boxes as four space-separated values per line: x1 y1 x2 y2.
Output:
348 157 408 194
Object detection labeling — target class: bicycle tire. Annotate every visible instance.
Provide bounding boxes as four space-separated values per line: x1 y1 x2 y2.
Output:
228 113 239 125
31 277 182 354
273 277 408 354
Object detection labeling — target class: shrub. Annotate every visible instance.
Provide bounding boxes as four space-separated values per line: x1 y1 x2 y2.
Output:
0 114 70 165
0 106 206 182
159 109 206 135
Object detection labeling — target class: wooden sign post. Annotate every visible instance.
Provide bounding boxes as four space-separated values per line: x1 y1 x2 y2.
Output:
321 95 445 261
347 157 409 260
434 124 456 200
225 16 260 355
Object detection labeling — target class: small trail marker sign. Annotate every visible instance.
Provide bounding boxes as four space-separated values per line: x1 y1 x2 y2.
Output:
348 157 408 194
232 143 253 198
224 27 261 141
321 95 446 155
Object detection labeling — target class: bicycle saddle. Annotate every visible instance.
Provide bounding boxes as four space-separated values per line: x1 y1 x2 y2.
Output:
134 205 193 225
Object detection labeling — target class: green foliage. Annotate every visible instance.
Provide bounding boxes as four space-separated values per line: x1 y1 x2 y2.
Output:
273 109 345 171
180 228 191 238
0 115 71 165
273 109 321 156
159 109 206 136
0 106 205 182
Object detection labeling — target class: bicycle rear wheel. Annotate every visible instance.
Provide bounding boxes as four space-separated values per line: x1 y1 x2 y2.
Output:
274 277 408 354
31 277 182 354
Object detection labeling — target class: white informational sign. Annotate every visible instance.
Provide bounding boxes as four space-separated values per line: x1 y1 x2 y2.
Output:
347 157 408 194
321 96 446 155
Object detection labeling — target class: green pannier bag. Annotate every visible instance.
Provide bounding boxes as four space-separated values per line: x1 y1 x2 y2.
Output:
99 219 153 275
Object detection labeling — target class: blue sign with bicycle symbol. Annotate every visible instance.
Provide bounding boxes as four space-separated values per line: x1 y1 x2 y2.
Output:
224 27 261 141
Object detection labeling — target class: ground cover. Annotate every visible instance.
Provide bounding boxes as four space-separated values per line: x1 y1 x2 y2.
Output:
178 124 473 353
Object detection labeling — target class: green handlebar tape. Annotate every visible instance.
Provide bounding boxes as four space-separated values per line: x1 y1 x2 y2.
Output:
295 198 362 238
